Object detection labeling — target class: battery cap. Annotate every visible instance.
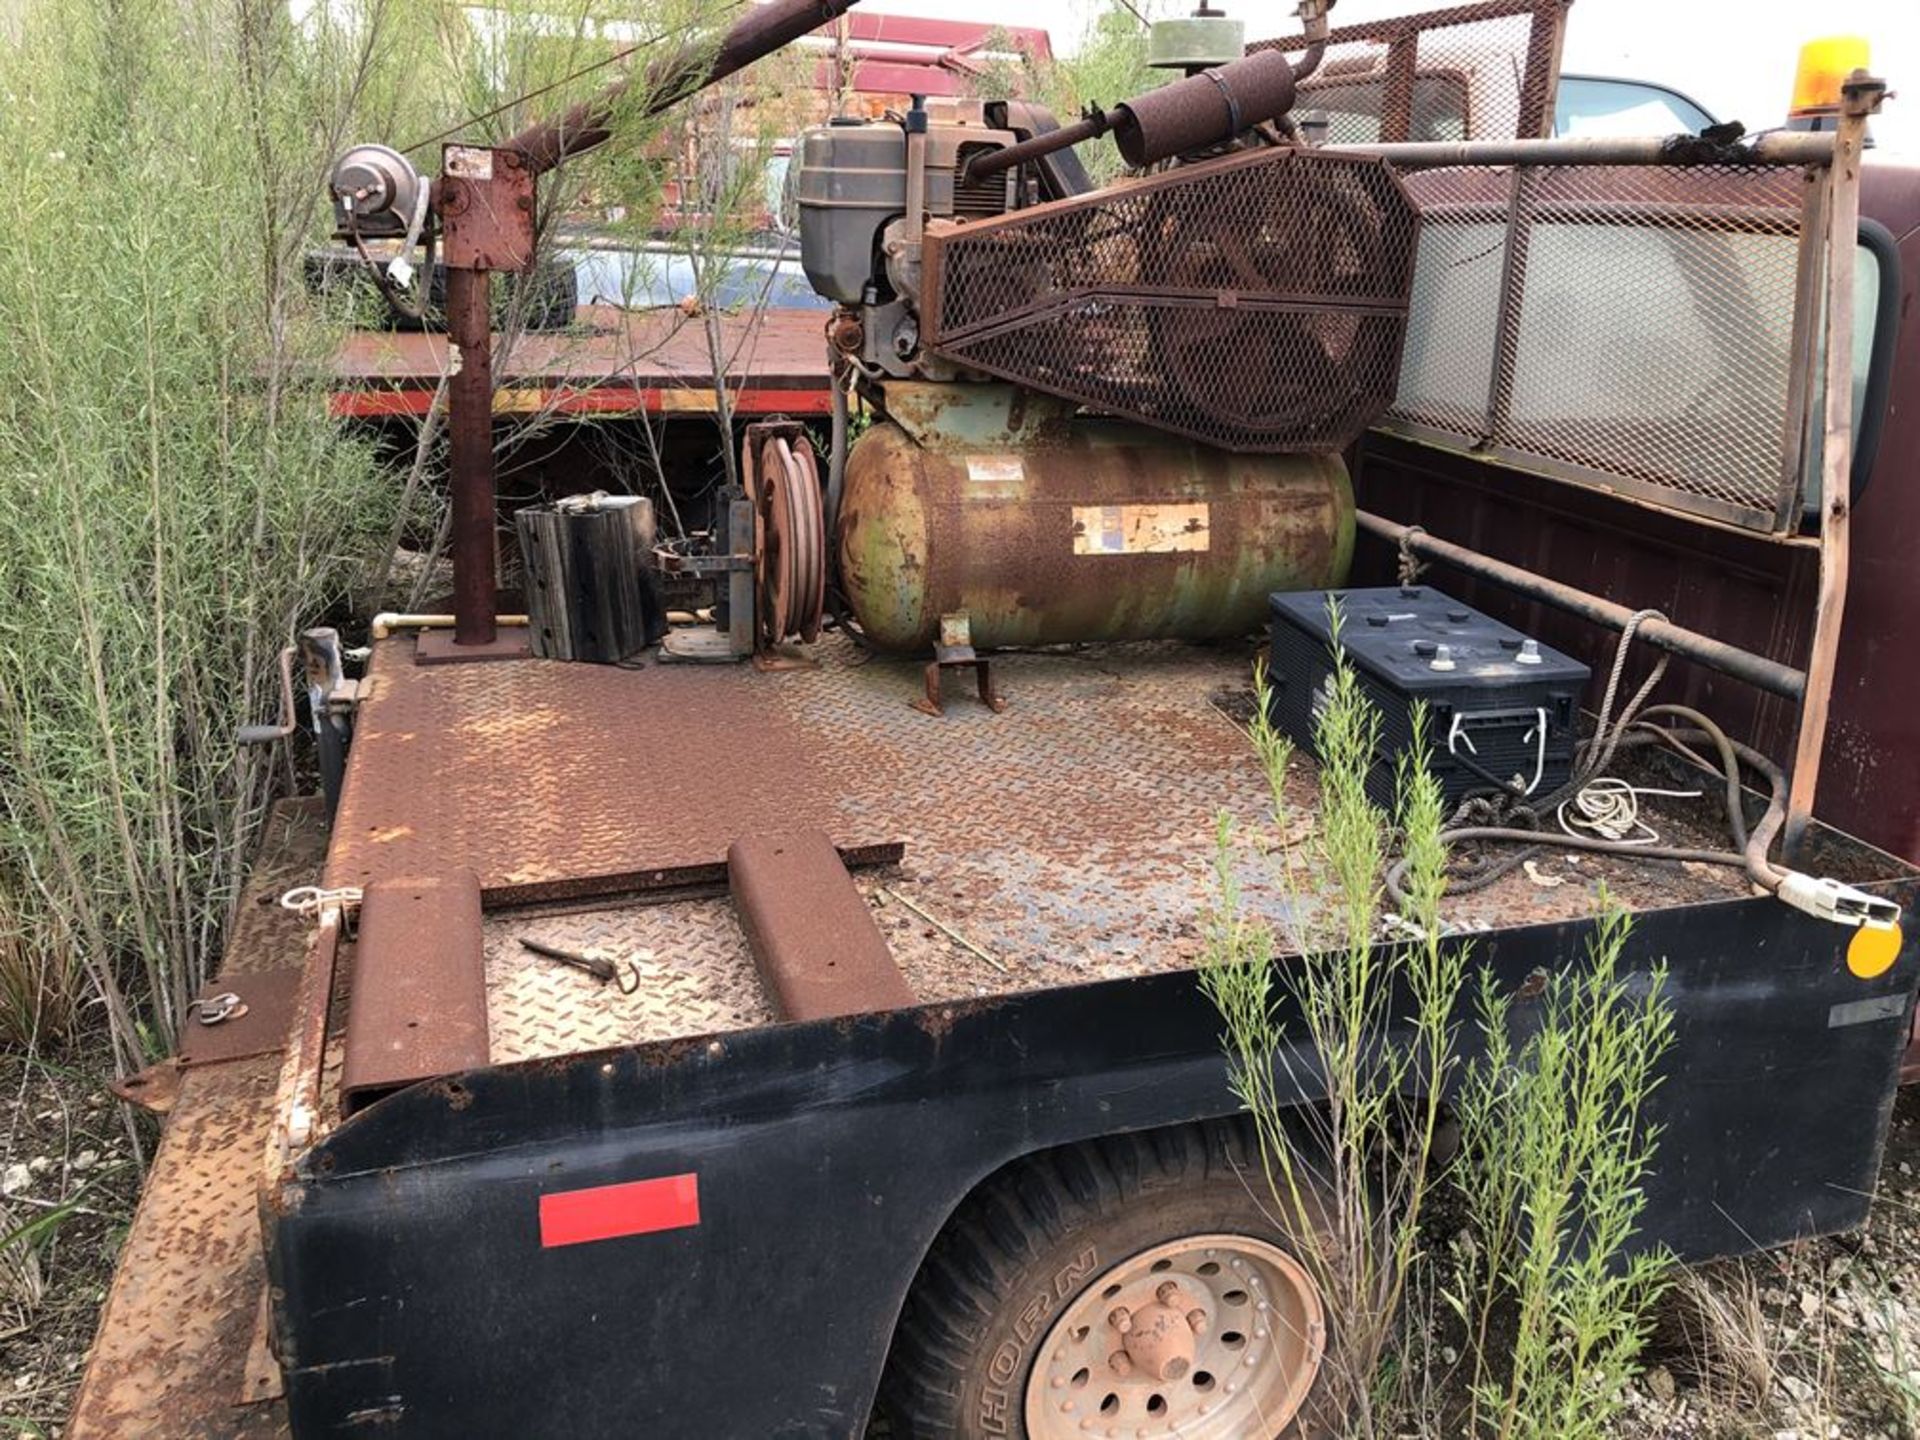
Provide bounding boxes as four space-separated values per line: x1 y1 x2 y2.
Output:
1517 638 1542 665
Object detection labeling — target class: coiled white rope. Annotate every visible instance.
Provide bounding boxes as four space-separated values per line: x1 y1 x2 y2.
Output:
1557 778 1701 846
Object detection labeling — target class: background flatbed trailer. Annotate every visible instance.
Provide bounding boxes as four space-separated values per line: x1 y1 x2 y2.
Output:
326 303 834 423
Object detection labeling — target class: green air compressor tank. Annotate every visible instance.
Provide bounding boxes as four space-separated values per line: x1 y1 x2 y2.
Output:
835 385 1355 652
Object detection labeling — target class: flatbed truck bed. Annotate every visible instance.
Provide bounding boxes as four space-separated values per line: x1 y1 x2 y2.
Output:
67 632 1919 1438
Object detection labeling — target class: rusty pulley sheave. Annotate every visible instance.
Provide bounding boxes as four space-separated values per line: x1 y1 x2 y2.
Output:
743 429 827 648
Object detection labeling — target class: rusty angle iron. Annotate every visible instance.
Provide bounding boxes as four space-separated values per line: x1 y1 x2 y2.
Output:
340 870 490 1113
729 831 916 1022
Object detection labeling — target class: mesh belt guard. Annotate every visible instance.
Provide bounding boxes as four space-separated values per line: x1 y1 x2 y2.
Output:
922 147 1420 454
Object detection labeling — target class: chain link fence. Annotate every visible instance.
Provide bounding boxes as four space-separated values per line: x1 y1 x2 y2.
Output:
1255 0 1569 145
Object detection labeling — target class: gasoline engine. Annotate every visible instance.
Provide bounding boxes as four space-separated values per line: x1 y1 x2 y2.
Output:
783 2 1419 666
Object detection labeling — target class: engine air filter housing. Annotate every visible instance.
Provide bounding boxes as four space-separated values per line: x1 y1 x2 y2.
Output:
923 147 1418 454
1147 13 1247 69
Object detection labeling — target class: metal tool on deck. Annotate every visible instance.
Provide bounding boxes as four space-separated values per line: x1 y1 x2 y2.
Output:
520 938 644 995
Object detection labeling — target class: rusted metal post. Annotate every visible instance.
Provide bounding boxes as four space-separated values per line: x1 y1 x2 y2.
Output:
422 0 873 652
1514 0 1568 140
1784 71 1887 854
444 266 497 646
1379 36 1416 144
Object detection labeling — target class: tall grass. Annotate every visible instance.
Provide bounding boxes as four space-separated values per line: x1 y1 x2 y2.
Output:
1204 620 1675 1435
1452 901 1675 1439
0 0 398 1065
1202 637 1463 1435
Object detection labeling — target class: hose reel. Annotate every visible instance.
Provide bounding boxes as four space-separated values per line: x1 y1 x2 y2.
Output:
742 422 827 649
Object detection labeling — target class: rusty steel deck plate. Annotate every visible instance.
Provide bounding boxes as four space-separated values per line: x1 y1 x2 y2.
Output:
336 634 1750 1069
325 636 861 897
178 968 306 1068
67 802 326 1440
340 871 489 1110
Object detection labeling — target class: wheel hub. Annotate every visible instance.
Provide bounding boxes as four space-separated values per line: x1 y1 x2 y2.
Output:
1024 1233 1324 1439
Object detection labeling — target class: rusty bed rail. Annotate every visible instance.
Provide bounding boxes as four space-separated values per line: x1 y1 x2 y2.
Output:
1323 92 1877 852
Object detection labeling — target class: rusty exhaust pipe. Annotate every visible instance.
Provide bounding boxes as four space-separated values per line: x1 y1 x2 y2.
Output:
965 44 1301 184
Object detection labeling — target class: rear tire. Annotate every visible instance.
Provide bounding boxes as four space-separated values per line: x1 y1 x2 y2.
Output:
879 1118 1333 1440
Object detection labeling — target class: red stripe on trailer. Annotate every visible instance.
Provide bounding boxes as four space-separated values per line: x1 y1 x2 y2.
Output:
328 386 833 419
539 1172 700 1248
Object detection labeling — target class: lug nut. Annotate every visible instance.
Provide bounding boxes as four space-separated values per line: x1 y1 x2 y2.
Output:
1155 1281 1185 1308
1108 1351 1134 1377
1107 1306 1132 1334
1186 1308 1209 1335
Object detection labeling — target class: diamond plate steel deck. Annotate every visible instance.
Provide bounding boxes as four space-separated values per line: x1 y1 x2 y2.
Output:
67 802 325 1440
340 634 1748 1068
377 637 1293 1063
485 900 776 1062
325 639 851 899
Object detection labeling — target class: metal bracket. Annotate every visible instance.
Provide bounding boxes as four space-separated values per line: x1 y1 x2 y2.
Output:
440 144 536 273
114 966 308 1113
912 613 1007 717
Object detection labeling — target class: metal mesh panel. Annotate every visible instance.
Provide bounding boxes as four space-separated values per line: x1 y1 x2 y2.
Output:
1255 0 1567 144
1388 162 1816 530
924 148 1418 452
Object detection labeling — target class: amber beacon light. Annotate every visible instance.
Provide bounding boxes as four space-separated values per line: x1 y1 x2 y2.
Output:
1788 35 1871 128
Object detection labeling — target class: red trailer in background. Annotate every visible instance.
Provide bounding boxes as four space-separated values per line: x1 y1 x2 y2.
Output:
802 11 1055 107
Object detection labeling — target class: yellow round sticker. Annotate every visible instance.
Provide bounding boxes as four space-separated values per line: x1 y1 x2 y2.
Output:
1847 922 1902 980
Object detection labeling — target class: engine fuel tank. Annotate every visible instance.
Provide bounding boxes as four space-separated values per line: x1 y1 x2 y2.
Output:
837 395 1354 652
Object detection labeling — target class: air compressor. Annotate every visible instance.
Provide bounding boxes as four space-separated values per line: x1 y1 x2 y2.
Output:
789 5 1417 658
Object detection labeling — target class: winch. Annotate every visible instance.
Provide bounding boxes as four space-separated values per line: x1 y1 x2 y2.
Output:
325 0 1422 689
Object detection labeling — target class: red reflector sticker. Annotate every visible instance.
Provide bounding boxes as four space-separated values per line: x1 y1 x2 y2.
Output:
539 1173 700 1248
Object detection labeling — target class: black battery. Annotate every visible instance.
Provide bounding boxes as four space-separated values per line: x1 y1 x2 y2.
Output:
1267 586 1591 812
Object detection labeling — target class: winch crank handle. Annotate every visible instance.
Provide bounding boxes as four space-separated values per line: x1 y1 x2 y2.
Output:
237 646 298 746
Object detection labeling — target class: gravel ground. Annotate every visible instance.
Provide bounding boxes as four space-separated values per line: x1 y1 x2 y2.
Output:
0 1045 149 1438
1620 1083 1920 1439
2 1039 1916 1438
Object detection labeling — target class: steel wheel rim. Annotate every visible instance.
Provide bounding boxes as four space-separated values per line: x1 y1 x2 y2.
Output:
1023 1233 1325 1440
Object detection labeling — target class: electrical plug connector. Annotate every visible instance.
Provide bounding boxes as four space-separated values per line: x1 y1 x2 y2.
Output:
1775 872 1902 929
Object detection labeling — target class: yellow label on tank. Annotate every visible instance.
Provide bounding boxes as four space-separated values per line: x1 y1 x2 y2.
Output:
1847 922 1902 980
1072 503 1210 556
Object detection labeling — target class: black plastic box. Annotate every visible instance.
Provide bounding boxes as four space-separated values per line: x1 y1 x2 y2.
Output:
1267 586 1591 811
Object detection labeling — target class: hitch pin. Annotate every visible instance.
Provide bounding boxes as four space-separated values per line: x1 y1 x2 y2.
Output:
519 938 643 995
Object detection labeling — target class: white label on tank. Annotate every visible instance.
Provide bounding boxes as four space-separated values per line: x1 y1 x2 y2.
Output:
1072 503 1210 556
966 455 1024 487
